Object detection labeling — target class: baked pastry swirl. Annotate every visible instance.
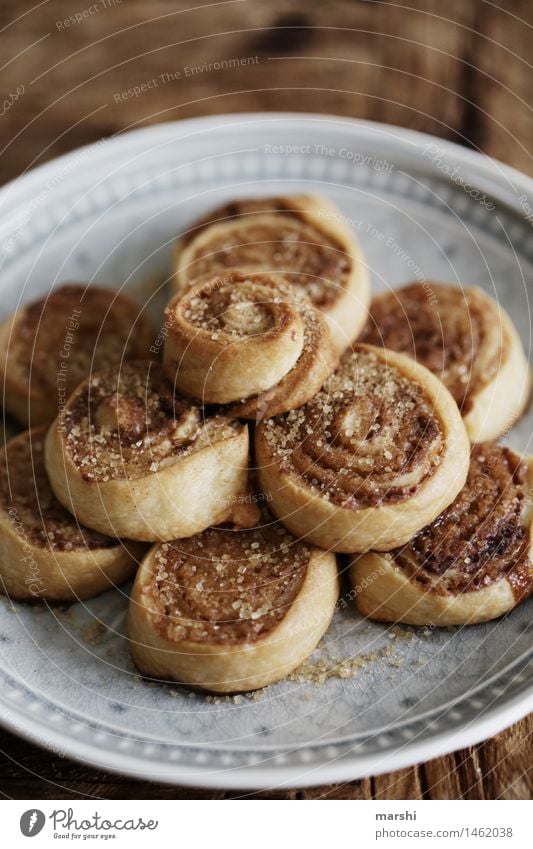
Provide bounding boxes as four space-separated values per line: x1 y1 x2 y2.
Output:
350 444 533 625
129 516 339 692
174 194 370 353
163 270 338 417
0 427 142 601
0 284 154 427
256 344 470 552
45 361 255 542
360 282 531 442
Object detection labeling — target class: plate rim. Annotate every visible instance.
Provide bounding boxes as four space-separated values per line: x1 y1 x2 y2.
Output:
1 111 532 214
1 682 531 790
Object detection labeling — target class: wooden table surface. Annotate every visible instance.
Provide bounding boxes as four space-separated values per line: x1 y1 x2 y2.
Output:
0 0 531 800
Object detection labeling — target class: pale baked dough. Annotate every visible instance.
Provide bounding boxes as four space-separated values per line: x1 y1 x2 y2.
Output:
0 284 154 426
256 344 470 553
350 446 533 626
0 427 143 601
45 361 256 542
360 282 531 442
173 194 370 353
128 522 339 693
163 269 338 415
462 303 531 441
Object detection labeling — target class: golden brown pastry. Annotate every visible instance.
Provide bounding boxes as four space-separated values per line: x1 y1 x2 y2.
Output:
350 444 533 626
256 344 470 553
0 427 142 601
174 194 370 353
129 516 339 693
0 284 154 427
45 361 255 542
163 270 338 417
360 282 531 442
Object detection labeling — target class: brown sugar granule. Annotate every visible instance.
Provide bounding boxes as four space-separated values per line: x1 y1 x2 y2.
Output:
80 621 107 644
224 282 337 419
395 443 532 601
261 348 444 508
14 284 149 399
0 432 117 551
287 640 412 685
180 196 308 246
185 214 350 309
204 690 265 704
61 361 242 482
181 276 280 341
144 524 310 645
360 283 504 413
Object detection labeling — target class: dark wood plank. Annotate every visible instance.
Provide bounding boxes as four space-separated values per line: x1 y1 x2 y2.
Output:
373 766 424 800
479 713 533 800
1 719 531 799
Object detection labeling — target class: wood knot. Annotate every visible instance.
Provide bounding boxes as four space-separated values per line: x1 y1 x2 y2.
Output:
253 13 312 55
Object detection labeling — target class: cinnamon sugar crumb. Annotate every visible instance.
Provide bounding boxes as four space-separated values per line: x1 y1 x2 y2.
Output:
60 361 242 482
261 348 444 508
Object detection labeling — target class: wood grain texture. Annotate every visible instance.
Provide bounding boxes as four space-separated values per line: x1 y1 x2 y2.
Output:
0 0 531 800
0 717 531 799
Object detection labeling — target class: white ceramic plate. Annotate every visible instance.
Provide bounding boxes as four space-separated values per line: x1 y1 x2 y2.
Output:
0 114 531 790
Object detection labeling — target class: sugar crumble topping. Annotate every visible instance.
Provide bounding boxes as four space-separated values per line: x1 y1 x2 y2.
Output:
145 522 310 644
13 284 150 398
61 361 243 482
0 430 117 551
261 347 445 508
361 283 505 413
395 443 532 600
186 213 351 308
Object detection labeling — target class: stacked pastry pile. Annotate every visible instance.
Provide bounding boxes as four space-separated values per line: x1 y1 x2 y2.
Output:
0 195 531 695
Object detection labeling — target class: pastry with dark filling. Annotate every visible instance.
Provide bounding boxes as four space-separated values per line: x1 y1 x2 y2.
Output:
360 282 531 442
129 515 338 692
0 427 143 601
0 284 154 426
350 443 533 625
256 344 470 552
45 361 255 542
173 195 370 353
163 269 338 417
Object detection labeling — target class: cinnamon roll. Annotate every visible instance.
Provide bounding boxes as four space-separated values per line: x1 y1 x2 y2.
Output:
0 427 142 601
174 195 370 353
163 270 338 417
360 282 531 442
256 344 470 552
350 444 533 625
0 284 154 427
45 361 255 542
128 516 339 693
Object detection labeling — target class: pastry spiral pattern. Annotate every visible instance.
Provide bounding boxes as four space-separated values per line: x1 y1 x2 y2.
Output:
163 270 338 416
178 195 310 247
45 360 255 541
174 194 370 353
394 445 532 599
128 511 339 692
360 282 531 442
0 427 142 601
0 284 154 426
256 344 470 552
351 443 533 625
